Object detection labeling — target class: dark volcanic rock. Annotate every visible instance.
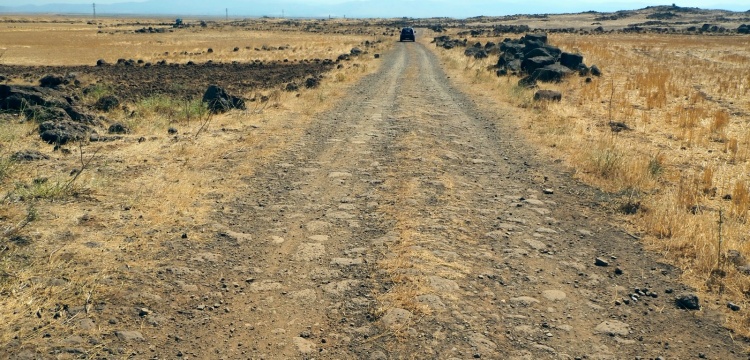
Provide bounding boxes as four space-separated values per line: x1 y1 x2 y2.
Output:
11 149 50 161
0 85 70 111
518 76 537 88
521 56 556 75
590 65 602 76
285 82 299 92
202 85 245 114
675 293 700 310
39 74 66 88
39 120 91 144
305 77 320 89
534 90 562 102
523 33 548 44
95 95 120 112
531 64 572 83
464 47 488 59
560 52 584 70
524 47 554 59
108 123 129 134
23 105 71 123
350 47 363 56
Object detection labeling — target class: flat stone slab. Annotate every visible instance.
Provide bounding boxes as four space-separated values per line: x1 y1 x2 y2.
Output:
542 290 567 301
115 330 144 342
293 243 326 261
509 296 541 306
293 337 316 354
428 276 460 292
330 257 363 266
595 320 630 336
381 308 412 329
308 235 330 242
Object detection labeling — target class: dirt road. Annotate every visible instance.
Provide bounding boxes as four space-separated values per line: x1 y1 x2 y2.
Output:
88 42 746 359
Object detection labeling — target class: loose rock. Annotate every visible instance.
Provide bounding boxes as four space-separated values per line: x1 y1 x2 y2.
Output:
675 293 700 310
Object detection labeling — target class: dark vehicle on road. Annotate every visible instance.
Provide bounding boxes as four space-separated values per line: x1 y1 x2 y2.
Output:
400 27 415 42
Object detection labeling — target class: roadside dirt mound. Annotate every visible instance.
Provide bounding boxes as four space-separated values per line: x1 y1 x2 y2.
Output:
0 61 334 102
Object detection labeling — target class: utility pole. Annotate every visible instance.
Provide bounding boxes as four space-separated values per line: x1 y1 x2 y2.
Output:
225 8 228 21
93 3 96 20
282 9 284 18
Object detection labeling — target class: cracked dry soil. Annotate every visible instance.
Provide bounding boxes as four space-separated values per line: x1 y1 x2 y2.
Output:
86 43 746 359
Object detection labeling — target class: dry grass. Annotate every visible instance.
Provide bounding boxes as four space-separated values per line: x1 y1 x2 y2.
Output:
0 16 389 66
0 17 389 352
431 30 750 337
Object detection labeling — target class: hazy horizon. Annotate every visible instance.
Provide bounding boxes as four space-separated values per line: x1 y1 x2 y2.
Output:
1 0 747 18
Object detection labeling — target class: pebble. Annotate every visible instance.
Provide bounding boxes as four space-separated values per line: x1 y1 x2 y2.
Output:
594 257 609 267
728 302 741 311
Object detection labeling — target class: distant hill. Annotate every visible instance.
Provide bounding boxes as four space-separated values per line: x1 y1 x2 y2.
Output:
0 1 747 18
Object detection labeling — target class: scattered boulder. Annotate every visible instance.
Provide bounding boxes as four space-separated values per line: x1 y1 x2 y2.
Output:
433 35 466 50
39 74 66 88
590 65 602 76
524 33 548 44
23 105 71 123
0 85 71 111
202 85 245 114
96 59 108 66
609 121 631 132
350 47 363 56
490 33 597 84
518 76 537 88
738 24 750 34
560 52 584 70
108 123 129 134
38 120 91 144
11 150 50 161
534 90 562 102
675 292 700 310
531 63 572 83
464 47 488 59
95 95 120 112
521 56 556 74
337 53 351 61
285 82 299 92
304 77 320 89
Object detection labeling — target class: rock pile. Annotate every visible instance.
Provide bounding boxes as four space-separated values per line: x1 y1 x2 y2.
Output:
202 85 246 114
495 33 600 87
0 78 104 144
433 35 467 50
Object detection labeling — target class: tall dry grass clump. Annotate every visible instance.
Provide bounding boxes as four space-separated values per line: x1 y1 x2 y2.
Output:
430 30 750 337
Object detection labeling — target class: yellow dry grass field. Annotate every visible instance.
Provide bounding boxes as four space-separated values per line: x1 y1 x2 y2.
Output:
0 16 390 351
0 16 386 66
432 30 750 337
